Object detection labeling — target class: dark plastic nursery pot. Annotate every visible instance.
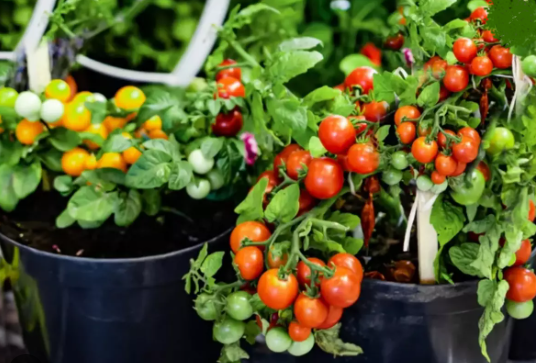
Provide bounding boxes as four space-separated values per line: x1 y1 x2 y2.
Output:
250 279 512 363
0 230 231 363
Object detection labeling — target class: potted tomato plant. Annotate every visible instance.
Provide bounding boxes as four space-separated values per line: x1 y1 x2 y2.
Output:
0 3 305 363
185 1 536 363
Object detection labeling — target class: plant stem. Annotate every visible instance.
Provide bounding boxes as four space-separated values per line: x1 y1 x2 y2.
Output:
222 35 261 68
161 206 194 224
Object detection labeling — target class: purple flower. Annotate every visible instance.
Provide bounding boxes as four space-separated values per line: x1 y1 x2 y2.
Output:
240 132 259 166
403 48 414 67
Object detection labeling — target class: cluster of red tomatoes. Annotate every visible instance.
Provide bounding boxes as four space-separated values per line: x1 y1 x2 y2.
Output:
230 220 364 346
395 105 482 185
424 7 512 95
212 59 245 137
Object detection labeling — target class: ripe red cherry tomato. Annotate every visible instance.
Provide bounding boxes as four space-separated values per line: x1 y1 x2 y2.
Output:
230 221 271 253
458 127 481 144
298 189 316 215
360 43 382 66
304 158 344 199
439 85 451 102
316 302 344 330
320 266 361 308
514 240 532 267
288 321 311 342
345 67 377 95
470 7 488 24
273 144 302 171
385 33 404 50
347 143 380 175
397 122 416 144
482 30 498 43
471 56 493 76
328 253 364 282
504 267 536 303
294 293 329 328
286 150 312 180
443 65 469 93
435 153 457 176
431 171 446 184
216 59 241 81
451 161 467 177
476 161 491 181
362 101 389 122
258 269 299 310
297 257 326 286
453 38 478 63
318 115 357 154
489 46 513 69
438 129 456 149
212 109 243 137
452 135 479 163
431 59 448 79
217 77 245 99
395 105 421 126
411 137 438 164
349 115 369 136
235 246 264 280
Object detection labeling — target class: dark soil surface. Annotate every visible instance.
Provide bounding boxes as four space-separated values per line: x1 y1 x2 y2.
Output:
0 190 238 259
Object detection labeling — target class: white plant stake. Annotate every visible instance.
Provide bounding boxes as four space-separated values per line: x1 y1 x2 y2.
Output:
402 190 439 284
26 40 51 93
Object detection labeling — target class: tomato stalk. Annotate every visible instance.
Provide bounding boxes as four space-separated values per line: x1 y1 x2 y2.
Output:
270 170 298 195
218 34 261 68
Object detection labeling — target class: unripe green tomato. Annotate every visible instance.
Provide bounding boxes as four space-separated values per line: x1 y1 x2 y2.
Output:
417 175 433 192
188 77 209 92
188 149 214 175
522 55 536 77
213 317 246 344
382 168 403 186
506 299 534 320
207 169 225 190
40 99 64 123
485 127 515 156
266 327 292 353
195 293 218 321
391 151 409 170
431 180 449 194
15 91 42 119
0 87 19 107
186 179 211 200
226 291 253 321
288 333 315 356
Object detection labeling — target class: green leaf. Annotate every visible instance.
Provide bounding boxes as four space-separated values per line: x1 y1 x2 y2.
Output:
343 237 364 255
267 98 308 132
444 19 470 32
13 161 42 199
471 224 502 279
417 82 440 108
0 164 18 212
244 320 261 345
328 212 361 230
102 134 133 153
339 54 376 76
265 183 300 223
449 243 483 277
56 209 76 229
137 90 176 123
206 99 221 117
49 128 81 152
279 37 323 52
114 189 142 227
309 239 346 254
85 101 107 124
142 189 161 216
303 86 341 107
315 324 363 357
168 161 193 191
477 279 509 361
79 131 104 148
468 0 489 11
54 175 74 194
372 72 409 105
430 194 466 246
218 342 249 363
0 141 23 166
67 186 119 222
266 50 323 84
498 225 523 269
126 150 172 189
235 178 268 223
466 204 478 222
201 137 224 158
201 252 224 278
420 0 457 16
463 215 496 234
309 136 327 158
375 125 391 143
193 243 209 270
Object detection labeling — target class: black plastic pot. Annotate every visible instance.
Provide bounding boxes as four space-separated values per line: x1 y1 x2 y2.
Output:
0 230 231 363
249 279 512 363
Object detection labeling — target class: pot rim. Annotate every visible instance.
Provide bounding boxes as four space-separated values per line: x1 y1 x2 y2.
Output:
0 227 232 264
361 277 478 289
